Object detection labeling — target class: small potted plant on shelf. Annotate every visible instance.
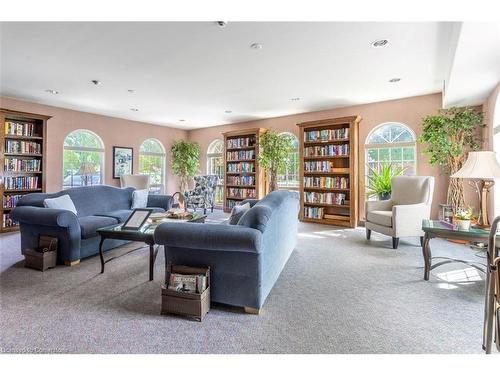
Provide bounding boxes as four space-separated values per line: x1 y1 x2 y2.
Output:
455 207 474 231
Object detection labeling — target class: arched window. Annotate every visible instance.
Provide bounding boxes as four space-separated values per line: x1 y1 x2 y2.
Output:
365 122 417 193
207 139 224 205
277 132 299 190
63 129 104 189
139 138 166 194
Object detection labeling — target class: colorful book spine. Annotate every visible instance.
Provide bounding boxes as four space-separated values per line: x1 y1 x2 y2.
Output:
304 144 349 156
4 176 39 190
303 206 324 219
227 188 256 199
303 176 349 189
304 192 346 205
304 127 349 142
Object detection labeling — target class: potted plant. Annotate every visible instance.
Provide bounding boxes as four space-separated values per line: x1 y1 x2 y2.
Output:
258 131 295 192
366 164 405 200
455 207 474 231
170 140 200 193
419 107 484 212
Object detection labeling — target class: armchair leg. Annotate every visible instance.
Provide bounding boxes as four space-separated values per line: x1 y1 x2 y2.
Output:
366 228 371 240
420 236 424 247
392 237 399 249
203 208 207 215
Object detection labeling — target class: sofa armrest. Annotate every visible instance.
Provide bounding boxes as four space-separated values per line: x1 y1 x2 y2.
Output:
147 194 173 210
392 203 430 236
241 199 259 208
365 199 393 216
154 222 262 254
11 206 79 228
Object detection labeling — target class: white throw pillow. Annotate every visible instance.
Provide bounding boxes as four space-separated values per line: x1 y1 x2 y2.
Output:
43 194 78 215
132 189 149 209
229 202 251 225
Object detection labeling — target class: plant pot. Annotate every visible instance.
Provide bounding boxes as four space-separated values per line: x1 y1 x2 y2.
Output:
378 192 391 200
456 219 471 231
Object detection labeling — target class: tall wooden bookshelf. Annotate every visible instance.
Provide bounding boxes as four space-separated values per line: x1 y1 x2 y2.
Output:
222 128 267 213
298 116 361 228
1 109 50 233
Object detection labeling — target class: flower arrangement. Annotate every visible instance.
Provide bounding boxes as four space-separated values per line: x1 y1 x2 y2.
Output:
455 207 474 221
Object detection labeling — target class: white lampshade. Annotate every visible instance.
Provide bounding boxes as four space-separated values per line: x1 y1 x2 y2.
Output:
451 151 500 179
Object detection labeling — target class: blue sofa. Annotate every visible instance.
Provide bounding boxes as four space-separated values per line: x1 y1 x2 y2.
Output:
154 190 299 312
11 185 172 265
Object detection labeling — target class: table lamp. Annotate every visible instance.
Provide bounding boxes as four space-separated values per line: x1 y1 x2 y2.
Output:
451 151 500 228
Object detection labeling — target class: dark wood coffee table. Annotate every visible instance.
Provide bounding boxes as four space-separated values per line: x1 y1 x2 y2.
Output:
96 212 206 281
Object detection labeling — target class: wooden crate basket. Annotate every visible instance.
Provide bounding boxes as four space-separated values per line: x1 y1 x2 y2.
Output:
161 264 210 321
24 235 58 271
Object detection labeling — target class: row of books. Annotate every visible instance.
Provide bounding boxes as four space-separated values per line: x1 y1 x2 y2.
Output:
227 162 255 173
305 128 349 142
304 144 349 156
5 140 42 154
2 213 18 228
304 192 346 205
304 176 349 189
3 194 24 209
4 158 41 172
303 206 325 219
4 121 37 137
226 150 255 161
226 137 256 149
304 160 340 172
226 199 239 210
226 175 255 186
227 187 256 199
3 176 39 190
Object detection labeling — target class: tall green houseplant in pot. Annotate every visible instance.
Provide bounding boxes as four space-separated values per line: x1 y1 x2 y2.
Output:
419 106 484 212
170 140 200 193
366 164 405 200
258 131 295 192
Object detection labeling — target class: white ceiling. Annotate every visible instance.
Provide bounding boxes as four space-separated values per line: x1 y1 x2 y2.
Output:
0 22 496 130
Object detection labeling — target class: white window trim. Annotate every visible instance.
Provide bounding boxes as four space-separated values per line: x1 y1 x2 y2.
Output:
139 138 166 194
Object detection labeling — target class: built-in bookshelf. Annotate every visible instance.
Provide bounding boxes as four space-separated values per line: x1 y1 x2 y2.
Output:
222 128 267 213
297 116 361 227
1 109 50 233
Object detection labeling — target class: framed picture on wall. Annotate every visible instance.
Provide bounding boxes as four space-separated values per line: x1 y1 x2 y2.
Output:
113 146 133 179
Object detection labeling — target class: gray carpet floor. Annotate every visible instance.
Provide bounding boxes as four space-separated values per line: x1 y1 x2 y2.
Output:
0 211 492 354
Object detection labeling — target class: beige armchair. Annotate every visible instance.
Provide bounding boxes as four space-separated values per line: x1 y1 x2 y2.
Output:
365 176 435 249
120 174 150 190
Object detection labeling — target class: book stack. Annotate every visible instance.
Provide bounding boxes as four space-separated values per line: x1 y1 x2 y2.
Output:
226 175 255 186
227 188 256 199
3 194 24 209
4 176 39 190
226 150 255 161
4 158 41 172
304 176 349 189
305 128 349 142
2 213 18 228
227 162 255 173
303 206 325 219
4 121 37 137
304 191 346 205
5 140 42 154
304 160 336 172
226 137 255 149
304 144 349 156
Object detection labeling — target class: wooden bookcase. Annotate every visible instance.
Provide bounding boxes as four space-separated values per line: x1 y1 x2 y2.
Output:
222 128 267 213
297 116 361 228
1 109 50 233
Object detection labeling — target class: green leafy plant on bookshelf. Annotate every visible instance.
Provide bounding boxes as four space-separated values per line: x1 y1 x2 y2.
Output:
419 106 484 212
258 131 295 192
170 140 200 193
366 164 405 200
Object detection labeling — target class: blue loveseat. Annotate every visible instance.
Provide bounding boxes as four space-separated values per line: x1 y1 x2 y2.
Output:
11 185 172 265
154 190 299 312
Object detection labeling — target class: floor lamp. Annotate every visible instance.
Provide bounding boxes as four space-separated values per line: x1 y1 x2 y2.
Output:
451 151 500 228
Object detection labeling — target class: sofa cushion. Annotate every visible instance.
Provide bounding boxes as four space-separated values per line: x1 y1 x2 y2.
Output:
95 209 133 223
132 189 149 209
237 205 273 233
79 216 118 239
43 194 78 215
367 210 393 227
229 203 250 225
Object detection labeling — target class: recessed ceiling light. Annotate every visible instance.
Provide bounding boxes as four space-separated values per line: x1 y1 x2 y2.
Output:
389 78 401 83
127 89 135 93
224 110 233 114
250 43 263 50
372 39 389 48
130 108 139 112
91 80 101 85
215 21 227 28
179 119 185 122
290 97 300 101
45 89 59 94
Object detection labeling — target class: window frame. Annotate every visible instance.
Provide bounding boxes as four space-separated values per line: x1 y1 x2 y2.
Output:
139 138 166 194
62 129 105 189
206 139 224 206
277 131 299 190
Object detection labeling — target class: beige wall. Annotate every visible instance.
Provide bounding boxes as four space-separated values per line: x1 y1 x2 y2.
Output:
188 93 448 220
483 82 500 216
0 96 188 194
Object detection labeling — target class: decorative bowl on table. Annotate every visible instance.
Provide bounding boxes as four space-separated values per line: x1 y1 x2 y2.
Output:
166 209 193 220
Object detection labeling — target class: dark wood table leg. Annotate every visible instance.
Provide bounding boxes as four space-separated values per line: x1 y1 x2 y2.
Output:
422 233 432 280
99 236 106 274
149 244 155 281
